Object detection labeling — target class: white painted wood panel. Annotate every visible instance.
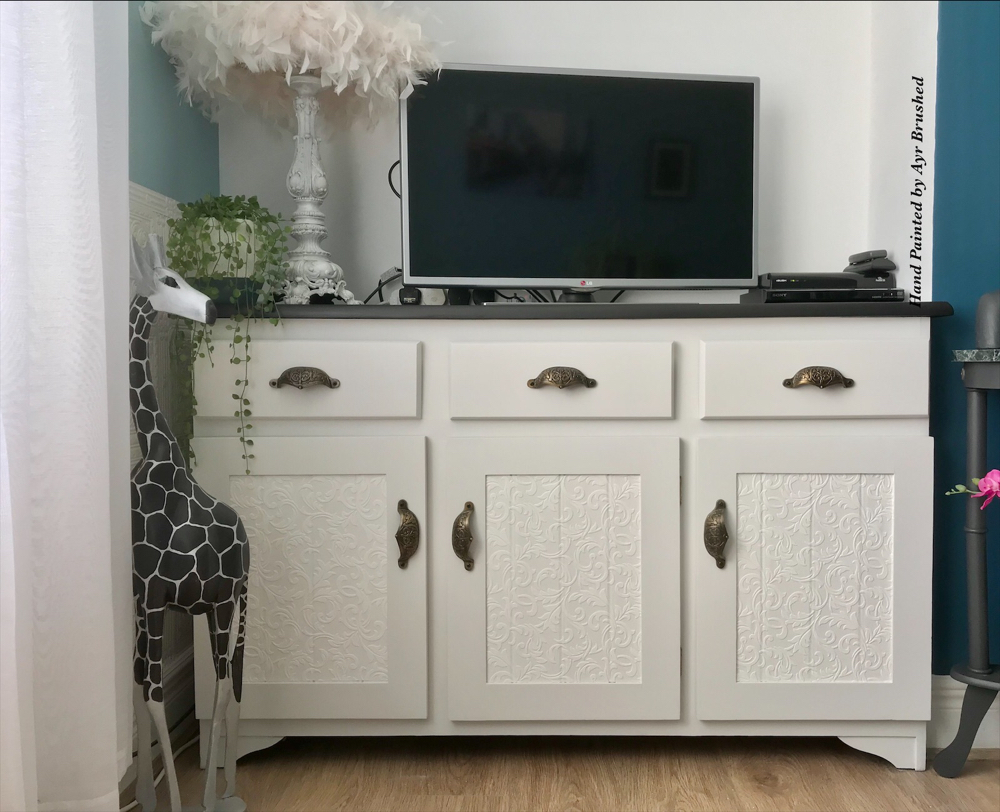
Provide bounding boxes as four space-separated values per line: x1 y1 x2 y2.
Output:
694 436 933 721
446 437 680 721
700 340 928 418
194 341 421 418
192 436 427 720
449 342 673 419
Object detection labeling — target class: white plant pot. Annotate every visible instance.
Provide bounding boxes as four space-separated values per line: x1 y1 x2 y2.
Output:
197 217 259 280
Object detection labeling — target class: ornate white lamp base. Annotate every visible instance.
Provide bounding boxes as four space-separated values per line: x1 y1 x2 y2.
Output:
282 74 359 305
285 266 357 305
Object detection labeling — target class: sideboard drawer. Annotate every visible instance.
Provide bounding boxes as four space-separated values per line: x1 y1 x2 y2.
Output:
700 340 928 419
449 342 673 419
195 340 421 419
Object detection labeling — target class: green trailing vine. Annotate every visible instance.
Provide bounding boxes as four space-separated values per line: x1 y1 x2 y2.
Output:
168 323 196 468
166 195 289 473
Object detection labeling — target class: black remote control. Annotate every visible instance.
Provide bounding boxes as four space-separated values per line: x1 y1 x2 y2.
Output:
848 249 888 265
843 257 897 275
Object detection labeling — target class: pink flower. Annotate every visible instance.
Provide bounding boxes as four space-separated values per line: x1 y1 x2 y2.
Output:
971 469 1000 509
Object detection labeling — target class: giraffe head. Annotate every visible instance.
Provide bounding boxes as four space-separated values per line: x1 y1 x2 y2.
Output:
130 235 217 325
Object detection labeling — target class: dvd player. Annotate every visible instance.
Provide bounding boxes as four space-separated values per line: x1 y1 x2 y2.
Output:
760 271 895 290
750 288 906 303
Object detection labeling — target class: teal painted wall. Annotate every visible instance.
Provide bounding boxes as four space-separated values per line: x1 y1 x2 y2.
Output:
128 2 218 202
931 0 1000 673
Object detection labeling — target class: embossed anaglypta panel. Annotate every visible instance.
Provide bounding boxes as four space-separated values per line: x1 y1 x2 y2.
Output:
736 474 893 683
486 475 642 684
230 475 388 684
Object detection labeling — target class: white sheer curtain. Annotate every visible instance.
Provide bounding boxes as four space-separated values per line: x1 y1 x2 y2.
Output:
1 2 129 810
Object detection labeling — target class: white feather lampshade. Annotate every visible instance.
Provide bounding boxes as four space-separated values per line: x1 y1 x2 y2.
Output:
141 1 440 303
141 1 440 127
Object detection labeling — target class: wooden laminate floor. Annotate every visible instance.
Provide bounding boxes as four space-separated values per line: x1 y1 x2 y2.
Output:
170 736 1000 812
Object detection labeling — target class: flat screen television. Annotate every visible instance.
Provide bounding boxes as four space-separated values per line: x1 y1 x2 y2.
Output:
400 64 759 292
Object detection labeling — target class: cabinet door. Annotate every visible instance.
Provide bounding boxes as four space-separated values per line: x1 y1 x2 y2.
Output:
444 436 680 721
193 436 427 720
694 436 933 721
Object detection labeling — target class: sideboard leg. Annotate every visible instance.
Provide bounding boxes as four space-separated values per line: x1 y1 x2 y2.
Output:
933 685 999 778
234 734 285 761
839 731 927 770
201 730 284 770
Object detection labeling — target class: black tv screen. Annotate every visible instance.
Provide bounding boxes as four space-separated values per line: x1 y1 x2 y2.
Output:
401 66 758 290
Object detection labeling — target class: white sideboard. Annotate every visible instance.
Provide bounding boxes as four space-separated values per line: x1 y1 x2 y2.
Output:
192 308 937 770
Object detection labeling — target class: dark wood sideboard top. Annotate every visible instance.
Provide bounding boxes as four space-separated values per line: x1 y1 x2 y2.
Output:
219 301 953 320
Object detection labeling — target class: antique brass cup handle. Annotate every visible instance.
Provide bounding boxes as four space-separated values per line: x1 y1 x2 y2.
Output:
394 499 420 569
452 501 475 571
781 367 854 389
269 366 341 390
782 366 854 390
704 499 729 569
527 366 597 389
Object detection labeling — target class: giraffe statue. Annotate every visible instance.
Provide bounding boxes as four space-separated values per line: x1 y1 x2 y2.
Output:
129 235 249 812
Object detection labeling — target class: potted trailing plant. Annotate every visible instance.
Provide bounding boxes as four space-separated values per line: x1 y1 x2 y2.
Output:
166 194 289 472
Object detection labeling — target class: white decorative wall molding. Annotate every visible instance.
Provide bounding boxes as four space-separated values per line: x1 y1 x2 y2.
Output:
163 645 196 729
129 181 180 244
736 473 894 684
485 474 642 685
231 474 390 684
929 675 1000 750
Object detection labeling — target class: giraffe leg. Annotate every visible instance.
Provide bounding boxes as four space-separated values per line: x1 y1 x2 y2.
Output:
223 582 247 799
134 607 157 811
145 607 181 812
223 696 240 801
203 677 233 812
134 682 156 811
203 601 236 812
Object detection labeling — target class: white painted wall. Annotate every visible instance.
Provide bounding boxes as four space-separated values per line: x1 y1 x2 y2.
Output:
219 1 937 301
868 2 938 301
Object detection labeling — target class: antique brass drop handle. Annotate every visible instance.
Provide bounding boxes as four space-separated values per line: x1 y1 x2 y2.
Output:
782 366 854 390
527 366 597 389
704 499 729 569
269 366 340 390
452 501 475 571
394 499 419 569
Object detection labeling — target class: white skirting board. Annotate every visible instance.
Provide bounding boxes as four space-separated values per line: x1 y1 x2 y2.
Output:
928 675 1000 750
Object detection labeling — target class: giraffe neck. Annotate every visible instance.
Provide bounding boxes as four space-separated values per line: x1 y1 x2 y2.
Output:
130 297 183 466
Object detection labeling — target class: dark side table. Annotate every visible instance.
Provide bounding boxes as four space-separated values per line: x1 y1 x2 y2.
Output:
933 348 1000 778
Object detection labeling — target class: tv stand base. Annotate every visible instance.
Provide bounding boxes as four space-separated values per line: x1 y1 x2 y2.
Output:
557 289 597 303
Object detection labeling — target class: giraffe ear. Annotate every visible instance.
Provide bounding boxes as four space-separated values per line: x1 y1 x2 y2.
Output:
130 236 156 297
146 233 168 270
